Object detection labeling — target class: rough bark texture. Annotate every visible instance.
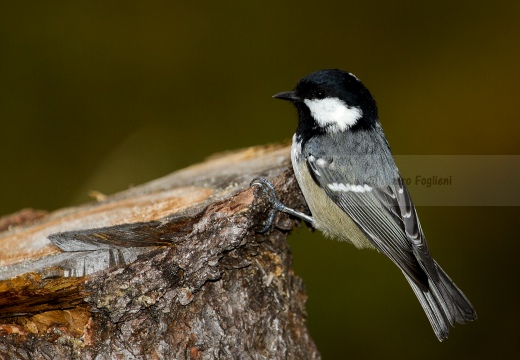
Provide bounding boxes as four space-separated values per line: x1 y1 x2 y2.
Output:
0 145 320 360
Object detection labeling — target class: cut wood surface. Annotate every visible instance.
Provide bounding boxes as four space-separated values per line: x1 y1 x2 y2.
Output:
0 145 320 360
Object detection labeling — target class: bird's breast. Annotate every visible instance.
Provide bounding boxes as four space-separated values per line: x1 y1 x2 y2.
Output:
290 139 374 249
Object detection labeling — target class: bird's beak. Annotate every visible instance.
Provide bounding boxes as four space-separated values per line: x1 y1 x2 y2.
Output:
273 91 300 102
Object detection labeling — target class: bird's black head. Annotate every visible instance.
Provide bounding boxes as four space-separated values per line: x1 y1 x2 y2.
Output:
274 69 379 139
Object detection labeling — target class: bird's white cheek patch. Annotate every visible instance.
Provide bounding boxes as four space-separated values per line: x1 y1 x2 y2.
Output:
304 97 363 131
328 182 372 193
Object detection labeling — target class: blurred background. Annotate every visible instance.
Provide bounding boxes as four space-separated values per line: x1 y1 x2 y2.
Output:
1 1 519 358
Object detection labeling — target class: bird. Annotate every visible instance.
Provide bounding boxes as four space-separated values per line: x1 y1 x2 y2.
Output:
251 69 476 341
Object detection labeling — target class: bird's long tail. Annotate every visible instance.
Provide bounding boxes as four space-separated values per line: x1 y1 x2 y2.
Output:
403 260 477 341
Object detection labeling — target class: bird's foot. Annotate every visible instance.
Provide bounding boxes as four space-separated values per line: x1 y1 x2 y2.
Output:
250 177 287 233
250 177 315 233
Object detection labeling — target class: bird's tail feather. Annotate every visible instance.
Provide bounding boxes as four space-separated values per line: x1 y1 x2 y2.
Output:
403 261 477 341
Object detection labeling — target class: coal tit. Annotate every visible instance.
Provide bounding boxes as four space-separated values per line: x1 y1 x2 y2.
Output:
252 69 476 341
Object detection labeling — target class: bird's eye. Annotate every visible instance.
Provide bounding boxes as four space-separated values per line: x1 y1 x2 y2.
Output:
316 90 325 99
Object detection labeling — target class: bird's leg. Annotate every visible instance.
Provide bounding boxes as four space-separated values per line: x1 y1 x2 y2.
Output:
250 177 315 233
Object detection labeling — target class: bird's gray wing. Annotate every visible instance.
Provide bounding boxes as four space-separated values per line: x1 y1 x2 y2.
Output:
303 140 476 340
305 152 437 289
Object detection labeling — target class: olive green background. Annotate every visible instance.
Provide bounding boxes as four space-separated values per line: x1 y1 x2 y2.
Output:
1 2 519 359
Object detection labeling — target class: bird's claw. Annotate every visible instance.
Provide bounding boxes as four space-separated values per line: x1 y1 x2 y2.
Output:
250 177 285 233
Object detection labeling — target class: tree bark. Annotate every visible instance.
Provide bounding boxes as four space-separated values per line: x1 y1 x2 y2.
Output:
0 145 320 360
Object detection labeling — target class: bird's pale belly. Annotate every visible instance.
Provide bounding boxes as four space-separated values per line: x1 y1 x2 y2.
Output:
291 153 374 249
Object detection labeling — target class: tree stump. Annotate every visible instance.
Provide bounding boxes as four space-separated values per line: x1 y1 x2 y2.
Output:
0 145 320 360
